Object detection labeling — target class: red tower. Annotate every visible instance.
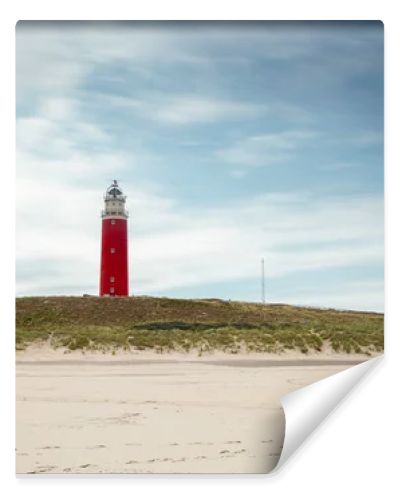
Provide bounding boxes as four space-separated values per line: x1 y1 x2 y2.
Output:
99 180 129 296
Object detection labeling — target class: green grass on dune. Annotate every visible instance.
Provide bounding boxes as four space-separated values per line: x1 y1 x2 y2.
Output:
15 296 384 355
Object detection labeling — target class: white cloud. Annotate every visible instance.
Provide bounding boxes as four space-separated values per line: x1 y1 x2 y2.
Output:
107 94 262 125
133 192 383 291
16 107 132 187
38 97 77 121
217 131 316 167
17 115 111 164
147 96 260 125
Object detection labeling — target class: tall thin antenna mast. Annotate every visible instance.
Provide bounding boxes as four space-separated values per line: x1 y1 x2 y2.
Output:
261 258 265 304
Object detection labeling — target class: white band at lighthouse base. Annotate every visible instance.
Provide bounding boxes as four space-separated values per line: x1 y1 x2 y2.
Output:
101 215 128 220
274 355 383 471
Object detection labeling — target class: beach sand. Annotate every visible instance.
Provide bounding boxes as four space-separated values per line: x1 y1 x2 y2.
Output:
16 348 370 474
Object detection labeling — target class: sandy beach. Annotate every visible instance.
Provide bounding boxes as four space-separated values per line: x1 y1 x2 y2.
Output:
16 348 370 474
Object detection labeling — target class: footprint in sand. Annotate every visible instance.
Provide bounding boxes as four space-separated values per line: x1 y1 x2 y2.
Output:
188 441 213 446
146 457 184 464
34 465 56 473
219 449 246 457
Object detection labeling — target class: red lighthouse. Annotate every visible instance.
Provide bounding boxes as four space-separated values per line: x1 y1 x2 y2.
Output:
99 180 129 296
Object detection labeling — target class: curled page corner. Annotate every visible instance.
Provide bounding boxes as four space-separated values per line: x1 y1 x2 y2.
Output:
274 356 383 471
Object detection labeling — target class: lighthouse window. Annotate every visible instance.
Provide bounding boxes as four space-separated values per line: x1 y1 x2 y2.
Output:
111 219 116 225
110 247 115 254
110 287 115 294
110 276 115 283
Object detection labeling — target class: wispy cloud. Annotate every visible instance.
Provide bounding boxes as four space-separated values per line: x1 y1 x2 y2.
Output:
107 94 262 125
16 116 127 184
217 131 316 168
147 96 261 125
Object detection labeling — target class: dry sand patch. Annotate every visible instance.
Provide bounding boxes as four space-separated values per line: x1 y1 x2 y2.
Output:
16 351 366 473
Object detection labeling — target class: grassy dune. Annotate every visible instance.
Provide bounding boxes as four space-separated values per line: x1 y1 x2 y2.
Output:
15 296 384 355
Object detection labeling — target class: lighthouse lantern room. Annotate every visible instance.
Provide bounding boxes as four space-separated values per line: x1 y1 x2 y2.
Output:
99 180 129 296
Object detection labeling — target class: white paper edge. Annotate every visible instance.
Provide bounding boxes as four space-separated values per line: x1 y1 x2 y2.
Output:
274 355 383 471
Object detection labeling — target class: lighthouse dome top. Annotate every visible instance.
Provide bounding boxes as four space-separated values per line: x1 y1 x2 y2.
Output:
102 180 128 219
106 180 123 198
104 180 126 201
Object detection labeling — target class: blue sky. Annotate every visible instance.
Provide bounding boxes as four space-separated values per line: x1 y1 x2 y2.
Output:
16 21 384 311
